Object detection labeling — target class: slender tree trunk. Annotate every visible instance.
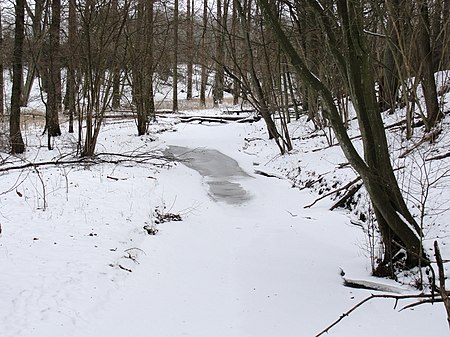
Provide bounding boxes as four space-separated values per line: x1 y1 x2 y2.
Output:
173 0 179 112
67 0 77 133
213 0 225 107
417 1 441 130
46 0 62 149
111 0 120 110
10 0 25 154
200 0 208 107
147 0 155 121
186 0 193 100
0 5 4 117
231 1 240 105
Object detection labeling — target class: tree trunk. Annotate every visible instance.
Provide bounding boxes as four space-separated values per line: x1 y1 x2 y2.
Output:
46 0 62 149
200 0 208 107
111 0 120 110
173 0 179 112
10 0 25 154
186 0 193 100
67 0 77 133
231 1 240 105
213 0 226 107
417 1 441 130
0 4 4 117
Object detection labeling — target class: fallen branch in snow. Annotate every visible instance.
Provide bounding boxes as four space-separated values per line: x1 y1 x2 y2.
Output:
107 175 128 181
303 176 361 209
254 169 284 179
244 137 265 142
178 115 260 124
179 116 229 124
118 264 132 273
342 277 405 293
0 152 172 174
222 109 255 115
329 182 363 211
316 292 446 336
318 243 450 335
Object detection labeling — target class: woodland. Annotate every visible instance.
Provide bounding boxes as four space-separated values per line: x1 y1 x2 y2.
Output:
0 0 450 334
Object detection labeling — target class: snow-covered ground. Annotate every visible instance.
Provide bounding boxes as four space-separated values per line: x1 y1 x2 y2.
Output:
1 106 449 336
1 68 449 336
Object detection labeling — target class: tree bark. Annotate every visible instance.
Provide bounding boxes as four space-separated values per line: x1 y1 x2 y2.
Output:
10 0 26 154
213 0 225 107
417 1 441 130
173 0 179 112
186 0 193 100
200 0 208 107
46 0 62 148
111 0 120 110
67 0 77 134
0 4 4 117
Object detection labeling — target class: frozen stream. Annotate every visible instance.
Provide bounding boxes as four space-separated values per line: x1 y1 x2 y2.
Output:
165 145 251 204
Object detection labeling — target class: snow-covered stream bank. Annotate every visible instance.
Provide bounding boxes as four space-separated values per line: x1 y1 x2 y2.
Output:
1 119 448 337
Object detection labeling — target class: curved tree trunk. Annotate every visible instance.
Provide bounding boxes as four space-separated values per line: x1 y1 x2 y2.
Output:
260 0 427 274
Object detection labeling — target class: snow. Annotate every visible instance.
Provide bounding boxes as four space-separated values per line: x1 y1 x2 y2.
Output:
1 71 450 336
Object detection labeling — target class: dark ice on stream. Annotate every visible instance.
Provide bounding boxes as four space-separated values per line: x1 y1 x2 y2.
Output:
165 146 251 205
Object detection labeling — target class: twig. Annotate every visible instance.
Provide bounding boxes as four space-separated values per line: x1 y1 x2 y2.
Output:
118 264 132 273
399 128 442 158
316 293 439 336
425 151 450 161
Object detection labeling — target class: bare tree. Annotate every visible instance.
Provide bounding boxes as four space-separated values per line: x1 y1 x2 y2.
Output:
10 0 26 154
78 0 129 156
45 0 62 149
130 0 155 135
21 0 46 107
260 0 427 273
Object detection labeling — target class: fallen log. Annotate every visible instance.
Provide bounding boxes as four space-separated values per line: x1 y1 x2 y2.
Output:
303 176 361 208
178 115 259 123
329 182 363 211
179 117 229 124
222 109 255 115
